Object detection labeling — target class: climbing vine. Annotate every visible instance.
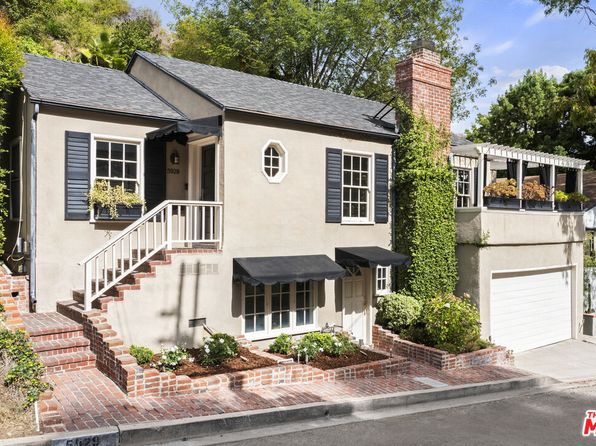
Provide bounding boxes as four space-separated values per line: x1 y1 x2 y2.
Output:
0 17 24 254
394 101 458 300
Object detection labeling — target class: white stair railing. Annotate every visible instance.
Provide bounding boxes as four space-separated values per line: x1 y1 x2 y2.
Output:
79 200 223 311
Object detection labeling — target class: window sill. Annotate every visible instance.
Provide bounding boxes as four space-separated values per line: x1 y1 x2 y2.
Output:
244 325 318 342
341 221 375 226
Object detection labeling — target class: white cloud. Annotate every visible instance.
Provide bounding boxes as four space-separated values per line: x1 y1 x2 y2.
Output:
492 66 505 76
537 65 570 80
485 40 515 55
525 9 546 27
508 68 527 78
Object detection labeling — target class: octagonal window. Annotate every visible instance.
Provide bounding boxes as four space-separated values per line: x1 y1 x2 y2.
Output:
261 140 288 183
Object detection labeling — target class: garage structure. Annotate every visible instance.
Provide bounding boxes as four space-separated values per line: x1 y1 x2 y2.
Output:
490 268 572 352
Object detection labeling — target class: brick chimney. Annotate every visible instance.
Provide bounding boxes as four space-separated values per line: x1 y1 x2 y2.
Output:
395 40 452 132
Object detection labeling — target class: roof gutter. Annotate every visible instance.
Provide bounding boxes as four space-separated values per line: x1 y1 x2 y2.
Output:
30 103 39 310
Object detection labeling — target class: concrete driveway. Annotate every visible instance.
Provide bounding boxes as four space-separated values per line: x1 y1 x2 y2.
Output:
515 338 596 382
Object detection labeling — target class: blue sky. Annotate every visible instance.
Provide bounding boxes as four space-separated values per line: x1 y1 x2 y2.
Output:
131 0 594 134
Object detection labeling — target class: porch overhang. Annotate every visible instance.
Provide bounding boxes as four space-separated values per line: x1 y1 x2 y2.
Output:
146 116 222 143
233 255 346 286
335 246 411 268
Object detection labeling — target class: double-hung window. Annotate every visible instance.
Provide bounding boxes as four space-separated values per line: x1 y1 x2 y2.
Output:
455 168 472 208
342 153 371 222
243 282 317 338
94 138 141 192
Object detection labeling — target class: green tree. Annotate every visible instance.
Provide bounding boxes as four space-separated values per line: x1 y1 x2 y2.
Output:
79 32 127 70
538 0 595 25
0 15 24 252
394 101 458 300
166 0 488 121
466 51 595 164
112 10 162 61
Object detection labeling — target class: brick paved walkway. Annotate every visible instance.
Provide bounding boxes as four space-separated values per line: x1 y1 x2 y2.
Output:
42 363 528 433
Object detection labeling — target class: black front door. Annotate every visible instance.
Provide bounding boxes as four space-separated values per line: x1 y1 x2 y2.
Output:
200 144 216 201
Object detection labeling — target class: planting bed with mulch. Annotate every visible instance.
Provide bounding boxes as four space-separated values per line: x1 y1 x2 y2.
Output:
270 348 389 370
0 386 38 440
149 347 278 378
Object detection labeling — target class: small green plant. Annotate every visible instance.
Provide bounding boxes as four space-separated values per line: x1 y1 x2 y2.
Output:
554 189 568 202
153 345 188 371
130 345 154 365
375 293 422 334
295 332 333 360
87 180 145 219
200 333 239 366
567 192 588 203
269 333 293 355
0 329 51 407
326 333 357 357
483 179 518 198
422 294 482 354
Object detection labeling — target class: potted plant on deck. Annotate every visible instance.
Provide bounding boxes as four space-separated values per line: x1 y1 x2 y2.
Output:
483 179 520 209
522 181 552 211
554 190 587 212
87 180 145 221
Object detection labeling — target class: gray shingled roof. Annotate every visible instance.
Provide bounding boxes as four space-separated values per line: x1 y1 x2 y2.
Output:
22 54 183 121
134 51 396 138
451 134 474 146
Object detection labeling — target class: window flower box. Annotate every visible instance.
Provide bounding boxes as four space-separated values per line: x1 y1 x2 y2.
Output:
484 196 521 210
584 313 596 336
556 201 583 212
523 199 553 211
94 204 143 221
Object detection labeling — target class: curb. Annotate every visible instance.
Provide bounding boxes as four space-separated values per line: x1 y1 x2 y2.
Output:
0 375 557 446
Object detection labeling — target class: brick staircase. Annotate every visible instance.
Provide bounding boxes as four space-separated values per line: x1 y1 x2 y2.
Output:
21 312 96 374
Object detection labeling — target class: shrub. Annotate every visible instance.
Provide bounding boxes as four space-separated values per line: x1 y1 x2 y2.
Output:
484 179 518 198
295 332 333 360
130 345 154 365
269 333 293 355
326 333 358 357
375 293 422 333
522 181 550 201
153 345 188 371
422 294 481 354
87 180 145 219
554 189 568 202
0 303 4 313
200 333 239 366
568 192 588 203
0 329 50 407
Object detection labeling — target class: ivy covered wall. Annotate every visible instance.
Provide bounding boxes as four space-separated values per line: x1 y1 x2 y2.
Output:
394 103 458 300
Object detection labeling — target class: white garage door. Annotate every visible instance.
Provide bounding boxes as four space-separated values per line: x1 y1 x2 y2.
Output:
491 269 572 352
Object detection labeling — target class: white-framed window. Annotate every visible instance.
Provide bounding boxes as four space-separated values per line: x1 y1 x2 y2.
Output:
455 168 472 208
295 282 314 326
376 266 390 295
244 284 266 334
342 153 371 222
92 136 142 193
242 281 317 339
261 140 288 183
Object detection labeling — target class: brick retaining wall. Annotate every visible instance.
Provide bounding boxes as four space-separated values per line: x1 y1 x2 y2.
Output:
372 325 513 370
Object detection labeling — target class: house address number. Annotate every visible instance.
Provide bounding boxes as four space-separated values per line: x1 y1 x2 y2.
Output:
167 167 180 175
51 432 119 446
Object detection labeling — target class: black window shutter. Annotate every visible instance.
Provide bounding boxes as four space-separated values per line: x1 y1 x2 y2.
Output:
144 138 166 211
65 131 90 220
374 153 389 223
326 148 342 223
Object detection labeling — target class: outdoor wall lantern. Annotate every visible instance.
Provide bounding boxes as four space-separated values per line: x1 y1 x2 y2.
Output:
170 150 180 165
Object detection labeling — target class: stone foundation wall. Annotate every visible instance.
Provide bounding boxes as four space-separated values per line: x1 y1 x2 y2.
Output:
372 325 513 370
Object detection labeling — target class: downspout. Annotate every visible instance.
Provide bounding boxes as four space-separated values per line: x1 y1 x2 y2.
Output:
29 103 39 311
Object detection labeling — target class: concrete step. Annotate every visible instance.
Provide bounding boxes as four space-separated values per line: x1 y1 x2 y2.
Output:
33 336 91 358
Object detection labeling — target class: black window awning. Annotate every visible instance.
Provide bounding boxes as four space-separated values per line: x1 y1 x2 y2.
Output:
335 246 411 268
233 255 346 286
146 116 221 142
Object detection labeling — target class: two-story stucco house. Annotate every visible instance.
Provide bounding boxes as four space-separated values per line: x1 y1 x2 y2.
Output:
2 44 586 355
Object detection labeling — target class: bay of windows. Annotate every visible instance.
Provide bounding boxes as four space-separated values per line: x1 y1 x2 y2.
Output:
244 282 316 337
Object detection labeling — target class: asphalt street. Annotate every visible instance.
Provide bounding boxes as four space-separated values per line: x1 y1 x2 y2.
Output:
208 384 596 446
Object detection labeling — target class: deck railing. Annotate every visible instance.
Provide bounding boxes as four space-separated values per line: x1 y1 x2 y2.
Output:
79 200 223 310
